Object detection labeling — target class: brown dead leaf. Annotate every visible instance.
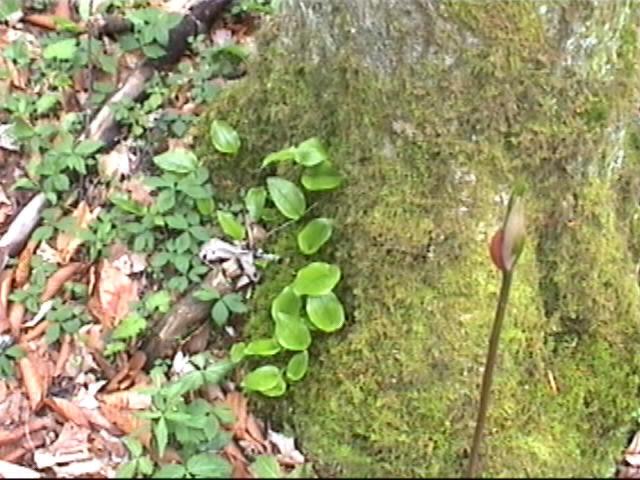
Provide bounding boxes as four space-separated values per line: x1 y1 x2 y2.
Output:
20 319 49 343
98 144 132 179
0 417 53 447
0 459 41 478
18 356 43 410
15 241 37 288
45 397 90 428
0 269 13 334
225 391 248 435
55 203 100 265
122 178 153 206
41 262 87 302
33 422 91 469
89 260 138 329
5 59 27 90
99 403 151 448
54 334 72 377
23 14 58 31
99 390 151 410
7 301 25 338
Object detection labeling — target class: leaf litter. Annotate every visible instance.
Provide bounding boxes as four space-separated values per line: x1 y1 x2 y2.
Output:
0 0 312 478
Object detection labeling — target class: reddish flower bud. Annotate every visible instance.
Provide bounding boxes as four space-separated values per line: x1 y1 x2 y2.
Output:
489 229 506 271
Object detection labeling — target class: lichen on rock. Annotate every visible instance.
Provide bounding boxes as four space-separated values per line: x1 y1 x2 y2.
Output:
198 1 640 476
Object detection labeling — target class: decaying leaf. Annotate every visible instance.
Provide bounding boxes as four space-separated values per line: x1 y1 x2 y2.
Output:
41 262 86 302
0 459 41 478
45 397 90 428
88 259 138 329
15 241 37 287
18 356 43 411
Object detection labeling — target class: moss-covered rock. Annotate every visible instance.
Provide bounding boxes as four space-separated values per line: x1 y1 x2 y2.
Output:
198 0 640 476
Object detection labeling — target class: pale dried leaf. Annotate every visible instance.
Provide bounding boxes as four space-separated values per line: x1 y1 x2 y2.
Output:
0 459 41 478
55 202 100 265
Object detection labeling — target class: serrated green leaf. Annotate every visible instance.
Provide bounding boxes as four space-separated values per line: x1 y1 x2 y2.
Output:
145 290 171 313
154 417 168 458
187 453 232 478
112 313 147 340
194 288 220 302
292 262 341 296
250 455 283 478
156 188 176 213
266 177 306 220
212 300 229 326
43 38 77 60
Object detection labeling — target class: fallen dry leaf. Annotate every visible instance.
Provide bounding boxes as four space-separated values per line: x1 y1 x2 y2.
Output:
41 262 87 302
0 269 13 334
88 260 138 329
0 417 53 447
98 143 133 179
99 389 151 410
54 334 72 377
34 422 91 469
45 397 90 429
15 241 37 287
55 202 100 265
0 459 41 478
18 356 43 410
7 301 25 338
99 403 151 448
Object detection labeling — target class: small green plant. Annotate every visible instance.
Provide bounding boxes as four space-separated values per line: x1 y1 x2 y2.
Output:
193 288 248 328
45 300 90 344
137 354 235 472
116 437 155 479
0 338 25 378
121 7 182 59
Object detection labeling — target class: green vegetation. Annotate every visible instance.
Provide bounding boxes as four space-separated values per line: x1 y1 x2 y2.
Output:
197 1 640 477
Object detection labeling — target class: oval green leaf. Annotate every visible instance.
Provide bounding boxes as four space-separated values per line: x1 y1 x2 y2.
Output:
286 351 309 382
262 147 296 167
292 262 341 296
306 292 346 332
210 120 240 155
297 218 333 255
261 376 287 397
301 161 343 191
153 148 198 173
245 187 267 221
241 365 281 392
244 338 281 357
294 137 328 167
271 286 302 321
266 177 306 220
217 211 246 241
275 314 311 351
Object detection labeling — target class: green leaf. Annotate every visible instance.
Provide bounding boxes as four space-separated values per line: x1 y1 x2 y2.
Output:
43 38 78 60
286 351 309 382
32 225 54 242
45 322 61 344
297 218 333 255
301 161 343 191
138 456 154 476
244 338 281 357
196 198 215 216
153 148 198 173
262 147 296 167
190 225 210 242
271 285 301 321
35 94 59 115
166 214 189 230
222 293 247 313
186 453 232 478
294 137 328 167
153 464 187 479
194 288 220 302
0 0 21 22
142 43 166 59
261 376 287 397
116 461 138 479
266 177 306 220
292 262 341 296
175 231 192 253
230 342 246 363
212 300 229 326
306 292 345 332
210 120 240 155
241 365 281 392
275 314 311 351
123 436 143 458
154 416 168 458
145 290 171 313
75 139 103 156
112 313 147 340
245 187 267 221
156 188 176 213
216 211 245 241
250 455 283 479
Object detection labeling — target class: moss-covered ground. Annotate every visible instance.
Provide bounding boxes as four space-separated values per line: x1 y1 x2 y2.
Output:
198 1 640 476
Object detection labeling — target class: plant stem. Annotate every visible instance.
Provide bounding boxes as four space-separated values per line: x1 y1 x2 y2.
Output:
467 270 514 478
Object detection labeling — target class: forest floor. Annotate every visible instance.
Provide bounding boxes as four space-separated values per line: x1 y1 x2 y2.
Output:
0 0 315 478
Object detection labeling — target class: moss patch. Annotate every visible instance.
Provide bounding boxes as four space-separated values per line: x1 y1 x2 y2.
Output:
197 1 640 476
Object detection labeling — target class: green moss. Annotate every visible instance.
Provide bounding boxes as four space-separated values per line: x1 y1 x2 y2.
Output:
197 1 640 477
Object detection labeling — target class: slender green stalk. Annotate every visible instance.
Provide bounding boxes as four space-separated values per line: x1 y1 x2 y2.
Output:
467 270 514 478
